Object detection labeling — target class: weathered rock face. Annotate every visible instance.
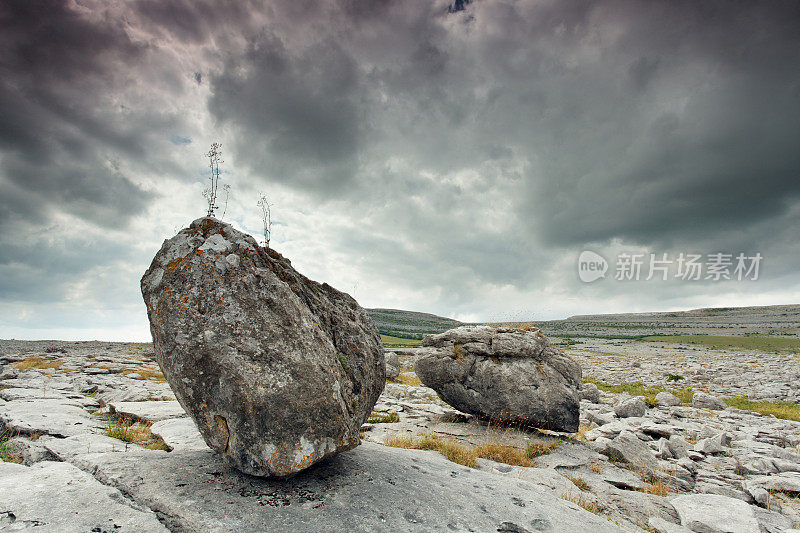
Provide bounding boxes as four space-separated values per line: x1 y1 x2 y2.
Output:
414 326 581 432
140 217 384 477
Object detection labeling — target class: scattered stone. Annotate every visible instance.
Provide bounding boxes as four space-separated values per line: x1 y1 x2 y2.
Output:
655 391 683 407
614 396 646 418
414 325 581 432
581 382 601 403
141 217 385 477
692 391 727 410
385 352 401 380
599 430 659 474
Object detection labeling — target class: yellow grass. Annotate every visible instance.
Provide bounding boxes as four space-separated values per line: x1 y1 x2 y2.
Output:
574 424 592 441
104 419 170 451
474 442 535 467
560 491 601 514
386 434 478 468
389 372 422 386
385 433 556 469
13 356 64 372
590 463 603 474
564 474 591 492
0 428 22 463
639 480 670 496
525 439 560 458
122 367 166 382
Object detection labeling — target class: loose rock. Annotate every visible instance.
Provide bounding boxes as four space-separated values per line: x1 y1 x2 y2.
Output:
614 396 646 418
692 391 727 410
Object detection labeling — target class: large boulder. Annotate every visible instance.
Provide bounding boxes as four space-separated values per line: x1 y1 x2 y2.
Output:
140 217 384 477
414 326 581 432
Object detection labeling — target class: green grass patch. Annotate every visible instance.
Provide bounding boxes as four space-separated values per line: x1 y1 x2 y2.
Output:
0 429 22 463
104 419 171 451
723 397 800 422
368 412 400 424
584 379 694 404
642 335 800 353
380 334 422 347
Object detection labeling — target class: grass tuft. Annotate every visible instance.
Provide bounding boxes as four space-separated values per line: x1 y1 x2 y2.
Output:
564 474 592 492
639 480 670 496
0 429 22 463
386 434 478 468
525 440 560 458
585 379 693 405
385 433 555 469
474 442 536 467
389 372 423 386
367 412 400 424
13 356 64 372
104 419 170 451
560 491 601 515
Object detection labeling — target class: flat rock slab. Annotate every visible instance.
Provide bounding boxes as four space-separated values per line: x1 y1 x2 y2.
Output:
0 460 168 532
0 399 100 437
150 417 208 451
671 494 759 533
43 433 156 461
69 441 625 533
109 400 187 423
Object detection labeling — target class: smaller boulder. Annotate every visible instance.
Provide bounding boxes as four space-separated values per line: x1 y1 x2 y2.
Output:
614 396 646 418
385 352 400 368
415 326 581 432
692 391 727 410
655 391 682 407
581 382 601 403
385 365 400 380
384 352 401 380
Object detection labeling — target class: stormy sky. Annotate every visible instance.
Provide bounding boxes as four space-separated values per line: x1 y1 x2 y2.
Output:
2 0 799 341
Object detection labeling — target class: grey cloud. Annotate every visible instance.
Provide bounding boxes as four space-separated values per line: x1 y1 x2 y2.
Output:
2 0 800 339
0 0 176 228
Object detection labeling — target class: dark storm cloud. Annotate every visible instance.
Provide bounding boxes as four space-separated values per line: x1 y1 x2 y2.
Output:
209 33 365 193
0 0 157 227
208 0 800 254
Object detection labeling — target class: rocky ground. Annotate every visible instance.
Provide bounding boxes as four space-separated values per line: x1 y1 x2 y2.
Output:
2 339 800 532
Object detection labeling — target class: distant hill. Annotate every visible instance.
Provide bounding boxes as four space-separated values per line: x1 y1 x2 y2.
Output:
366 308 464 340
